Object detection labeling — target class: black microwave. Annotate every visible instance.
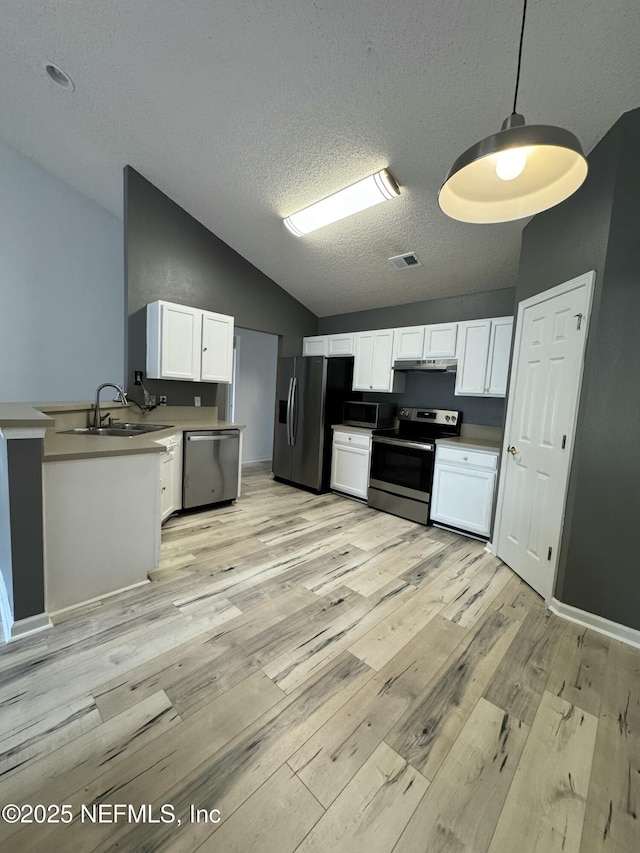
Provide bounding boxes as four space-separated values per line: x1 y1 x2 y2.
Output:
343 401 397 429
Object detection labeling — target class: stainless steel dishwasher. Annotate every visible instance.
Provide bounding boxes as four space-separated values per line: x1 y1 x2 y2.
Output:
182 430 240 509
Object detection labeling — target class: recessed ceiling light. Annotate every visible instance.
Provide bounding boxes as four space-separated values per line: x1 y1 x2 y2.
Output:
45 62 75 91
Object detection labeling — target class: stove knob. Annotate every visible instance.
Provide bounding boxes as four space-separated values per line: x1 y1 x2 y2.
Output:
451 415 457 422
445 415 450 421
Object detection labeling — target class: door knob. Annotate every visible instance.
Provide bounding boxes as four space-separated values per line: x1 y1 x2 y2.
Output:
507 445 518 455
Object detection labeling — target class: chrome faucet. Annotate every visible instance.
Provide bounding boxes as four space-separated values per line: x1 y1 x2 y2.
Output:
93 383 128 428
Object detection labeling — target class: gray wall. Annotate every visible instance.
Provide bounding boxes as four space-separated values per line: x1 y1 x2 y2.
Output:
7 439 45 620
0 137 124 402
321 288 516 427
319 288 516 334
234 328 278 463
125 168 318 406
0 437 13 619
515 107 639 630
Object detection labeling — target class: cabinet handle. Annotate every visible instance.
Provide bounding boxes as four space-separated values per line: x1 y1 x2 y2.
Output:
203 347 208 352
463 456 468 461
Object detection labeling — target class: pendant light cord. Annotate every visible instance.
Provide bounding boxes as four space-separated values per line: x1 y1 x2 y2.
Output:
512 0 528 114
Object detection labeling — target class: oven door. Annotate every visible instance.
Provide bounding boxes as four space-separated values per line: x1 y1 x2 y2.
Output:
369 436 435 502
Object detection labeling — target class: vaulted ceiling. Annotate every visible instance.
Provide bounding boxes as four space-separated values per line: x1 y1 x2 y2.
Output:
1 0 639 315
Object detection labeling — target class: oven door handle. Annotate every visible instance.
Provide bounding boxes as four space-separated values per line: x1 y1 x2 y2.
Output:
372 436 434 451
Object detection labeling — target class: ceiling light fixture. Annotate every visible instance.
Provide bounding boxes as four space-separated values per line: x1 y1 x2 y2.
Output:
45 62 75 91
283 169 400 236
438 0 587 224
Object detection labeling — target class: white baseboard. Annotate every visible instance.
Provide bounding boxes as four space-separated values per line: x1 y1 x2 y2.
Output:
0 571 13 644
48 578 150 620
9 612 52 642
484 541 497 556
549 598 640 650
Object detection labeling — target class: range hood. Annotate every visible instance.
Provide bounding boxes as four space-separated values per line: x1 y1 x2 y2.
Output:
393 358 457 373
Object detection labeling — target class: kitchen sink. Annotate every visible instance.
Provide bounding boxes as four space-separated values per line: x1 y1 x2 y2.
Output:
61 423 173 437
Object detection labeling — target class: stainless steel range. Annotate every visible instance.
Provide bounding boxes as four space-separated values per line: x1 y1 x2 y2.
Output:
368 407 462 525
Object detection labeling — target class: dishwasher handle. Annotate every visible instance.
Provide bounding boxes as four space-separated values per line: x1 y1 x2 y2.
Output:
187 431 238 442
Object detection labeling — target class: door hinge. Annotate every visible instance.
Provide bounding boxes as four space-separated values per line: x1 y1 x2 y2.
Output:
561 435 567 449
574 313 583 330
547 546 553 561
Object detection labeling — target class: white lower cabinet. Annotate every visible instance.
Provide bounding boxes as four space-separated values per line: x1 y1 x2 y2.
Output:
330 429 372 500
430 444 498 538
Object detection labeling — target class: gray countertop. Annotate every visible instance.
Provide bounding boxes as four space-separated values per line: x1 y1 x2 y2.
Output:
0 403 54 429
436 435 502 451
43 417 245 462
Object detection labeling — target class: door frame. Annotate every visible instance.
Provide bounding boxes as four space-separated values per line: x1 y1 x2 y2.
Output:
491 270 596 602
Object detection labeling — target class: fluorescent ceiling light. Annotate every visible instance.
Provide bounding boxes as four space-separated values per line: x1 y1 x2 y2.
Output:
284 169 400 236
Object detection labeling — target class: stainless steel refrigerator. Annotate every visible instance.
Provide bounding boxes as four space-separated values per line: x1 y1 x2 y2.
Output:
273 356 354 492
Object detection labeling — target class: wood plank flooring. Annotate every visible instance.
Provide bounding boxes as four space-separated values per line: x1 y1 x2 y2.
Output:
0 462 638 852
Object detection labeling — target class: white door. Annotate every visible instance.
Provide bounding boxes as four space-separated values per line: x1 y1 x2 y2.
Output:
201 311 234 383
395 326 426 360
495 272 594 600
331 444 370 499
424 323 458 358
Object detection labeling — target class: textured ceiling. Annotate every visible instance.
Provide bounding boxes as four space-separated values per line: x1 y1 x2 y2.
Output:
1 0 639 316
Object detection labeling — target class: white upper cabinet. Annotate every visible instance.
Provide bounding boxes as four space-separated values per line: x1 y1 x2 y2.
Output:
327 333 355 356
147 301 201 381
424 323 457 357
394 323 458 360
302 333 355 356
394 326 426 360
302 335 329 356
201 310 234 383
147 300 234 383
353 329 405 393
454 317 513 397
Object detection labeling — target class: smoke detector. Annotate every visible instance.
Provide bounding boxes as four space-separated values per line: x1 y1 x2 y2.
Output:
388 252 422 270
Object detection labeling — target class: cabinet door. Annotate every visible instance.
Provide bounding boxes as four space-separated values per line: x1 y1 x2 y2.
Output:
395 326 426 360
160 452 177 522
201 311 234 383
424 323 457 357
370 330 396 391
330 443 370 499
485 317 513 396
353 332 375 390
303 336 329 356
157 302 201 381
327 333 355 356
431 463 496 536
454 320 491 396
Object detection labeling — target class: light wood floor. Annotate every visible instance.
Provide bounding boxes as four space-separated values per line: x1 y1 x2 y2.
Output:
0 463 638 852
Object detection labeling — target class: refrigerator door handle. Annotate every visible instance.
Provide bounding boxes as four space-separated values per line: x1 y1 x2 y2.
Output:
286 377 294 445
291 377 298 444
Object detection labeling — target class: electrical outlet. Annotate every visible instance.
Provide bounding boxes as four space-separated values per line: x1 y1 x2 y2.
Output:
159 395 167 405
134 370 143 385
194 396 201 407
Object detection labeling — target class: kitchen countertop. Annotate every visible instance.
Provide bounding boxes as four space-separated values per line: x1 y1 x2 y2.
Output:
331 423 374 435
0 403 54 429
436 436 502 451
43 417 245 462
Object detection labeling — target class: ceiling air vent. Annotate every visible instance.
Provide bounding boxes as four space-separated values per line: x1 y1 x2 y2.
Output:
388 252 422 270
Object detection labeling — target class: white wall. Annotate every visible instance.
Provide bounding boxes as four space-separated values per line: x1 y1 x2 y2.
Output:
234 328 278 463
0 138 124 401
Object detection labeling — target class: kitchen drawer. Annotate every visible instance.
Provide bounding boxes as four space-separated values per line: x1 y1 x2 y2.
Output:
436 445 498 470
333 430 371 450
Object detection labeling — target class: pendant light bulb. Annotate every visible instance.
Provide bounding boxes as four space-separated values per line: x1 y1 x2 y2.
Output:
495 147 531 181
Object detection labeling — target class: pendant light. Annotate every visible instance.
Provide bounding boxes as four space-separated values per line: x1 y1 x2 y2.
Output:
438 0 587 224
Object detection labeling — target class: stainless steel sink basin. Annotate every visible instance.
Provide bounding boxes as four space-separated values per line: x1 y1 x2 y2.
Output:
61 423 173 437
